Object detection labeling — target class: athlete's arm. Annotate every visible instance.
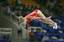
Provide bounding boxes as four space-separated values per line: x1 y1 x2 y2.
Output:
36 10 58 29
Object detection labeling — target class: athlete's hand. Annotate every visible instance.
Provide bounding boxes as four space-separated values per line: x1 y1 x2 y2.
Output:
53 23 58 29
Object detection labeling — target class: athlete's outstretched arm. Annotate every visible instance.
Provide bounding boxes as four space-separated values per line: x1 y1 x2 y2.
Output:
37 10 58 29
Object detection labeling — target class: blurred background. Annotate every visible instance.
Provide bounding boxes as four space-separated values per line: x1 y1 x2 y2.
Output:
0 0 64 42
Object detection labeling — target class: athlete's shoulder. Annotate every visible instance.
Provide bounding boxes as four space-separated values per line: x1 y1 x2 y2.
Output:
24 9 40 18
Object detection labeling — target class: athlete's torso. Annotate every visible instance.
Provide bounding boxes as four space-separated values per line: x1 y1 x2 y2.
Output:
24 10 39 24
